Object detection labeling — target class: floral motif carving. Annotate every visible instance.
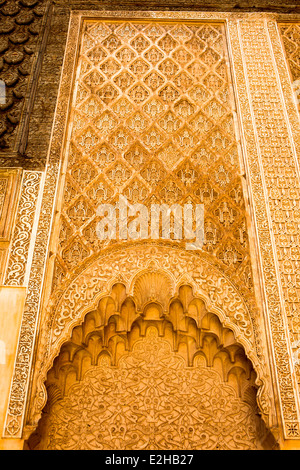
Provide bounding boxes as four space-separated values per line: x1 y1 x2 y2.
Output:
228 18 300 438
7 11 300 447
4 171 42 286
19 16 279 444
24 241 274 443
30 327 270 450
3 12 82 438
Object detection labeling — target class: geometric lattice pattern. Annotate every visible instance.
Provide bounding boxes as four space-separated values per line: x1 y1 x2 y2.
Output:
54 21 253 296
278 23 300 387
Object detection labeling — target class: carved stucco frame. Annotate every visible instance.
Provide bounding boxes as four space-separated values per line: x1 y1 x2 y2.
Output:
26 243 274 436
3 10 300 443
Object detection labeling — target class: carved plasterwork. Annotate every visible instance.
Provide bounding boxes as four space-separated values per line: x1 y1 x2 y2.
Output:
50 246 257 349
22 15 276 438
271 24 300 417
29 319 275 450
279 23 300 112
53 18 255 302
0 0 47 152
3 12 82 438
227 18 300 437
4 170 42 286
5 10 300 444
25 243 274 442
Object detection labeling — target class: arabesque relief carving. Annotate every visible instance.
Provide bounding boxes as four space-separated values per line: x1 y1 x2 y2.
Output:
4 170 42 285
27 277 277 450
2 12 82 439
227 18 300 437
22 18 276 443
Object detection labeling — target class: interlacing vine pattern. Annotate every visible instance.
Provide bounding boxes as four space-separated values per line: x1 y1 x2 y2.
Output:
39 334 260 450
29 279 273 451
25 19 274 447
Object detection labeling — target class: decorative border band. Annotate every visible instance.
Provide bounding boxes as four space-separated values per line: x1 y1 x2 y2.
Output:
4 171 43 287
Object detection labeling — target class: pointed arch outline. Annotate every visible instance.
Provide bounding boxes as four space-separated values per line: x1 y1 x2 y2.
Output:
24 243 276 438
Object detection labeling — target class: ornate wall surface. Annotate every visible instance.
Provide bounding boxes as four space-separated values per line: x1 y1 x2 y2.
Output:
0 0 300 451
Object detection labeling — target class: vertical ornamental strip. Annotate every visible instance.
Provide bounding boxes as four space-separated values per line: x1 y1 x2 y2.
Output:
228 17 300 439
